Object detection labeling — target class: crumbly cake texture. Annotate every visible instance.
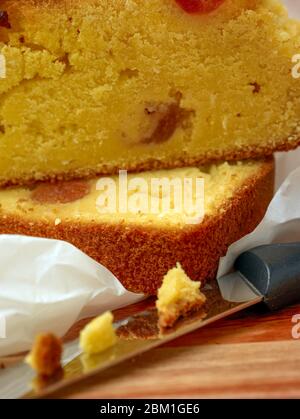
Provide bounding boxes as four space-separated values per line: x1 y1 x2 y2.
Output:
156 262 207 329
0 159 274 294
0 0 298 185
25 333 62 377
79 311 117 355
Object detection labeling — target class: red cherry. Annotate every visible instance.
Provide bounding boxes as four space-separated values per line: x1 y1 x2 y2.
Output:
175 0 225 14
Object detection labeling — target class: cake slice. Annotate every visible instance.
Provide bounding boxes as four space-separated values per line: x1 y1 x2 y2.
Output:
0 159 274 294
0 0 298 185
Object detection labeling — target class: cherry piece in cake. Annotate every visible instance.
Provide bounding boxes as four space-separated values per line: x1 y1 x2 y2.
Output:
175 0 225 14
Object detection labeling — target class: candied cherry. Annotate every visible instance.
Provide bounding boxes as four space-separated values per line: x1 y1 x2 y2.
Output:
175 0 225 14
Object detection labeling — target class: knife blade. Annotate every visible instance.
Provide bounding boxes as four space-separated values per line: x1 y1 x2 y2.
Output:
1 242 300 399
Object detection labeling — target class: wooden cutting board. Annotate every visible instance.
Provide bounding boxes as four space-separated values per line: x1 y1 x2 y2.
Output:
49 299 300 399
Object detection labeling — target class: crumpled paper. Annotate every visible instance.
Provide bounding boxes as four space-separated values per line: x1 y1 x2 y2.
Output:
0 237 144 357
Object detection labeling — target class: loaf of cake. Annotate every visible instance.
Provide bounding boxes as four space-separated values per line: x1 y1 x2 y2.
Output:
0 0 298 185
0 159 274 294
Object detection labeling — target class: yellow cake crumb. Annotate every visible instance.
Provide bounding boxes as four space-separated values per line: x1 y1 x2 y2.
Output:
79 311 117 355
156 263 206 329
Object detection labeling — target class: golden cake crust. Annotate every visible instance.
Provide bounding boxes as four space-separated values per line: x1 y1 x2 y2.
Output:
0 159 274 294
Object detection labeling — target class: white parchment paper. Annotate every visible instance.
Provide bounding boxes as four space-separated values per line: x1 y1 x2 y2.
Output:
217 150 300 301
0 237 144 357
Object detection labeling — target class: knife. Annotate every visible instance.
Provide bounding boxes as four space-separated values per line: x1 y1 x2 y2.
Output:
0 242 300 399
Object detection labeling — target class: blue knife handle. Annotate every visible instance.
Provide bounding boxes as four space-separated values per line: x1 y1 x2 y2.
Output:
234 243 300 310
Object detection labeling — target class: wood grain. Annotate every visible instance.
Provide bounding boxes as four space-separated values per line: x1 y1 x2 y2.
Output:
50 301 300 399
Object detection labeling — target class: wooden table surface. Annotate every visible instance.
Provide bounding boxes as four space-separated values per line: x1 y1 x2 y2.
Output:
49 298 300 399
